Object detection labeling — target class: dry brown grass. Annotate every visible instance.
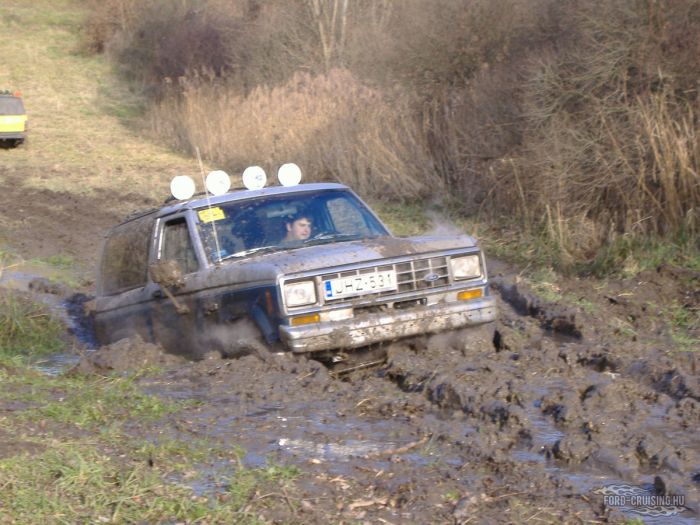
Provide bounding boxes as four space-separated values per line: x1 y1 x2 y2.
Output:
0 0 192 204
475 0 700 262
84 0 700 269
148 69 439 199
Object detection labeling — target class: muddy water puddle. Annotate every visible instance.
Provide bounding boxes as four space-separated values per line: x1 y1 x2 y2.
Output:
136 352 697 524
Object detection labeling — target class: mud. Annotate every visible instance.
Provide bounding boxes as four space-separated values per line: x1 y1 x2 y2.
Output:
69 263 700 522
4 253 700 523
68 335 186 375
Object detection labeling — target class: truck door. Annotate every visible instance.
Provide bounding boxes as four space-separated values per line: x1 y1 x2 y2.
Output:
149 214 204 357
94 215 156 345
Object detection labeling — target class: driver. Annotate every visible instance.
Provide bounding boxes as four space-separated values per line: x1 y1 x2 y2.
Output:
281 212 312 244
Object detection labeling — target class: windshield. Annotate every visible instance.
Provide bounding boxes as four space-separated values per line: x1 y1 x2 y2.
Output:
196 189 390 262
0 97 25 115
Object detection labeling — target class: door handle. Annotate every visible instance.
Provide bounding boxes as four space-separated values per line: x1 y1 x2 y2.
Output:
152 289 164 299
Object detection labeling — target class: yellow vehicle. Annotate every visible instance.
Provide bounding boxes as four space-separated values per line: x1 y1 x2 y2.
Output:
0 90 27 147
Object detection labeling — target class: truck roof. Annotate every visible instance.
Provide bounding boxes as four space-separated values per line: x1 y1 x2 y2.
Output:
117 182 351 227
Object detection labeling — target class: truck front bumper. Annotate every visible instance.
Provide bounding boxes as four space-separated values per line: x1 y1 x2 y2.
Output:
279 296 497 353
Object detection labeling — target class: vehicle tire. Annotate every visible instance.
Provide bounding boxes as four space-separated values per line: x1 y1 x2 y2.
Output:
219 317 273 361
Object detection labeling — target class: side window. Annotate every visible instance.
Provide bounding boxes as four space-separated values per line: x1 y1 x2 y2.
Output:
326 197 371 236
161 218 198 274
100 216 154 295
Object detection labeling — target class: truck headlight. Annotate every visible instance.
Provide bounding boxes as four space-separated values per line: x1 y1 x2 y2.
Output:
284 280 317 307
450 255 481 280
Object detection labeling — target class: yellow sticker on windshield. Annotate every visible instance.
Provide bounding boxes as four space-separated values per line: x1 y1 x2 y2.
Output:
198 207 225 223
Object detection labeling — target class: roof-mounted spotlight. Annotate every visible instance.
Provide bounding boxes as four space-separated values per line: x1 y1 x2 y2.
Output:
170 175 196 200
205 170 231 196
277 163 302 186
242 166 267 190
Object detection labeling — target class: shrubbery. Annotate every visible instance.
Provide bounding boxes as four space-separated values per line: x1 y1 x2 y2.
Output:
84 0 700 269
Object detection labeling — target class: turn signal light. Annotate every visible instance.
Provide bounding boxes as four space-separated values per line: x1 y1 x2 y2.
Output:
290 313 320 326
458 289 482 301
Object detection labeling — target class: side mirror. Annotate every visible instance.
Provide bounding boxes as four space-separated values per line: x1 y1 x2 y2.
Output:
149 260 184 289
148 260 189 314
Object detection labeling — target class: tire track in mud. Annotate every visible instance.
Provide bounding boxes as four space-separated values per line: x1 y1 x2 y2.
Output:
363 277 700 523
14 264 700 523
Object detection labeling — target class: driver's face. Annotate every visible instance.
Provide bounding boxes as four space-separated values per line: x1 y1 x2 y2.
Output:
287 217 312 240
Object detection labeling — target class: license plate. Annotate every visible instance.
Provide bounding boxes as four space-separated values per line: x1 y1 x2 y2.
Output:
323 270 397 300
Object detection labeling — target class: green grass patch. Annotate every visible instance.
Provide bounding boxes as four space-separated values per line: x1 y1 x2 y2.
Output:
610 317 639 340
0 421 301 525
371 200 432 237
574 296 597 314
35 254 76 270
133 438 229 471
0 290 65 362
522 267 563 303
441 489 461 503
28 254 82 287
0 366 179 428
0 366 301 521
224 461 301 511
662 301 700 352
1 246 83 289
0 443 269 525
584 234 700 277
32 375 178 428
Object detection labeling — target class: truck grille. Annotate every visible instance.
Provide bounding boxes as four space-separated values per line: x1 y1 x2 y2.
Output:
321 255 450 301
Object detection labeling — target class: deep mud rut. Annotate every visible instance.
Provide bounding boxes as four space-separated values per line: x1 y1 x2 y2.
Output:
5 260 700 524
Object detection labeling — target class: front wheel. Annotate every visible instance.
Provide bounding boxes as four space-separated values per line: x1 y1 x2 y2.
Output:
216 317 274 361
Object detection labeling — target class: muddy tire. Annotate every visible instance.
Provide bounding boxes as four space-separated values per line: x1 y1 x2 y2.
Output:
218 317 273 362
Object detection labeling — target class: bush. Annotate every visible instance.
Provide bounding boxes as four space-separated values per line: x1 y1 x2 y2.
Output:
485 0 700 261
85 0 700 271
148 69 440 199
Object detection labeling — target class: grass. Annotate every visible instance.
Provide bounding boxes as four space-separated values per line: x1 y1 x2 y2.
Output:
0 280 303 524
1 245 85 289
522 267 563 303
30 255 83 288
0 361 303 524
133 438 227 469
0 425 302 524
586 234 700 278
35 254 76 270
0 0 193 204
0 290 65 362
0 364 178 428
663 301 700 352
34 376 177 428
441 489 461 502
2 241 87 288
371 200 432 237
610 317 638 341
0 442 280 524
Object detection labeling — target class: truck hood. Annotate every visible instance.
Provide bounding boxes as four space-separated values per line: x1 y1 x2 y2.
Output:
199 234 478 287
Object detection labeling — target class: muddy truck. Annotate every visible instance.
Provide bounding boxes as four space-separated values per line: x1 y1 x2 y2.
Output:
93 168 496 368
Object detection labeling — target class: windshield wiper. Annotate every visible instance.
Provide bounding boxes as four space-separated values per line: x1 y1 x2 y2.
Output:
219 245 281 260
302 233 361 246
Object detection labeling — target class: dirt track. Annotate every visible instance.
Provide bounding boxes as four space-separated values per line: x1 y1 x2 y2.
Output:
1 172 699 523
56 257 697 524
